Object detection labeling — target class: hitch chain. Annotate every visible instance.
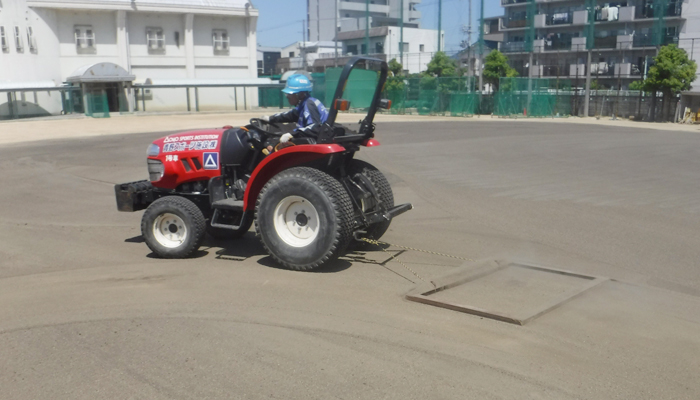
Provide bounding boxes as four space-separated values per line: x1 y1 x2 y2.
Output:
358 237 475 288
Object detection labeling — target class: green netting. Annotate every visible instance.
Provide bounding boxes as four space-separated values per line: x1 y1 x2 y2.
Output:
85 91 109 118
450 92 479 116
258 87 284 108
495 78 572 117
311 72 326 105
325 67 379 111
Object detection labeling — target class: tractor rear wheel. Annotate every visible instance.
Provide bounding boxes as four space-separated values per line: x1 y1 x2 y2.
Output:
255 167 354 271
349 160 394 241
141 196 206 258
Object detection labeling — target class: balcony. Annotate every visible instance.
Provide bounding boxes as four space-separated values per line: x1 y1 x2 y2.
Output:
340 0 390 14
547 12 573 25
502 42 527 53
501 0 529 6
545 40 572 51
633 34 679 48
501 18 528 29
594 36 617 49
635 3 682 19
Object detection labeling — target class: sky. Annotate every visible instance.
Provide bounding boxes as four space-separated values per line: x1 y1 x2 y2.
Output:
253 0 504 52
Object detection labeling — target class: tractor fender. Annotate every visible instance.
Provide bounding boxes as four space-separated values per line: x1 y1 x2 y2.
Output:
243 144 346 211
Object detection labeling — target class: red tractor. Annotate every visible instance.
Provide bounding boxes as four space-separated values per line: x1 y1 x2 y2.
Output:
115 57 412 270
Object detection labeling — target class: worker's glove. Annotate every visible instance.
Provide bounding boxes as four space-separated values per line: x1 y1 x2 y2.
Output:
260 115 270 122
279 133 293 143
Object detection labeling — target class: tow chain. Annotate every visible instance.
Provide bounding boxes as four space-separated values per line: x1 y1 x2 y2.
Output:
358 237 476 288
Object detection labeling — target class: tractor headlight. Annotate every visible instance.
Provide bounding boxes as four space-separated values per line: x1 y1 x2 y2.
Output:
147 159 164 182
147 144 160 157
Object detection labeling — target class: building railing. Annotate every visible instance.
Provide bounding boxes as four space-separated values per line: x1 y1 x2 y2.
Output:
544 40 572 51
501 0 529 5
547 12 573 25
502 18 528 29
594 36 617 49
633 35 678 48
635 3 682 19
502 42 528 53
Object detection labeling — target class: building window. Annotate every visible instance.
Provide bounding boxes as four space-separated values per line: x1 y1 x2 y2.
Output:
14 26 23 52
419 44 424 52
212 29 229 54
74 25 95 52
400 42 409 52
146 27 165 52
26 26 37 52
346 44 357 55
0 27 8 52
375 42 383 54
289 51 295 57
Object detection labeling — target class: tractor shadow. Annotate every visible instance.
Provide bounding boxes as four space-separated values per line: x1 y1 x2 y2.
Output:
126 234 393 273
207 233 352 273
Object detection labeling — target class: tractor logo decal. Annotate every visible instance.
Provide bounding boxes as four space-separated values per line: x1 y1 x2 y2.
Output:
203 152 219 170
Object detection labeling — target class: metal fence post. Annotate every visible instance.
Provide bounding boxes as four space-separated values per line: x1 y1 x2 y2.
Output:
142 88 146 112
243 87 247 110
234 87 238 111
195 87 199 112
186 87 191 112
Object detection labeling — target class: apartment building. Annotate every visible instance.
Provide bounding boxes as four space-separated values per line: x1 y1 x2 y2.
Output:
0 0 260 116
497 0 698 89
307 0 421 42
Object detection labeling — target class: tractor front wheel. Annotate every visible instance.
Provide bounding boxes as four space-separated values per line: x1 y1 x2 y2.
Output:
141 196 206 258
255 167 354 271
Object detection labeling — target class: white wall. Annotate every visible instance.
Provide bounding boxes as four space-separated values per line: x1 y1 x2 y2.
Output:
680 0 700 91
56 10 121 79
0 0 63 115
0 0 62 84
1 1 259 115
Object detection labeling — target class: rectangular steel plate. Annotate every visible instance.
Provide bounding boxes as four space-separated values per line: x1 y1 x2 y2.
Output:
406 259 607 325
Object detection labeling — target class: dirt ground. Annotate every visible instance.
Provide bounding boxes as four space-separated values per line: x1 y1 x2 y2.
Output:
1 115 699 399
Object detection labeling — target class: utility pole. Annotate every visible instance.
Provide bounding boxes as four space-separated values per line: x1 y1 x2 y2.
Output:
334 0 338 67
478 0 484 99
468 0 472 77
583 0 595 117
400 0 404 67
437 0 442 52
365 0 370 55
316 0 320 41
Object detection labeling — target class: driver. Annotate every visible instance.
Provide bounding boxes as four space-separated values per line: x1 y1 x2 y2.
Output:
261 74 329 148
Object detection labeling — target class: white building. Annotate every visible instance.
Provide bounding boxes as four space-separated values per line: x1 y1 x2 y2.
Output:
276 41 339 74
336 26 440 74
307 0 421 42
0 0 261 117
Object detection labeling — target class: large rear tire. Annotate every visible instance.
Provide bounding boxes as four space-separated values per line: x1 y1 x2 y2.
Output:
255 167 354 271
141 196 206 258
349 160 394 241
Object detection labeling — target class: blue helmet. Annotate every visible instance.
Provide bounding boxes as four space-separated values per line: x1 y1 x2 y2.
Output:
282 74 313 94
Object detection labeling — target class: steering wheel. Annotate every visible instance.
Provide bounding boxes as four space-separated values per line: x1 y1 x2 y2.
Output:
249 118 284 137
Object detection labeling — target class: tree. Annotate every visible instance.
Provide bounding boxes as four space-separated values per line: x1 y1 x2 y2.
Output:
425 51 458 77
628 80 644 91
482 50 518 92
385 58 406 93
641 44 697 121
388 58 403 76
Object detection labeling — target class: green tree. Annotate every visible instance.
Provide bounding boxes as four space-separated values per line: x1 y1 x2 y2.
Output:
388 58 403 76
385 58 406 92
628 80 644 91
641 44 697 121
425 51 458 77
482 50 518 92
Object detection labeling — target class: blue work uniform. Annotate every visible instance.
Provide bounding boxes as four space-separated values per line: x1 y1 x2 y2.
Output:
269 95 329 141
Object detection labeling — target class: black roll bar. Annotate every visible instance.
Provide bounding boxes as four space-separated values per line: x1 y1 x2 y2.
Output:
326 56 389 140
